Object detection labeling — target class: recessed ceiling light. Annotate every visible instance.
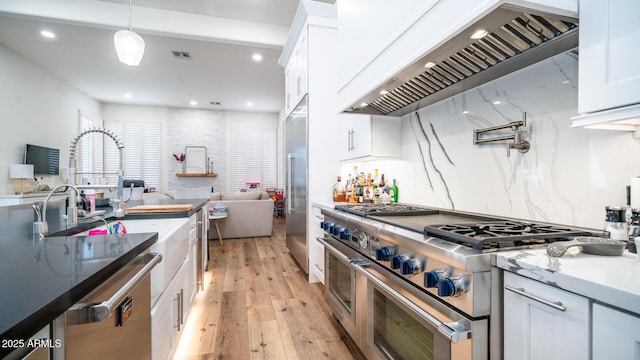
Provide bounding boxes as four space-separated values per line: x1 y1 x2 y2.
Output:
470 29 488 39
40 30 55 39
462 110 470 114
252 53 263 62
379 90 389 95
424 61 436 68
190 100 198 106
360 102 368 107
247 101 254 107
493 100 502 105
123 93 132 98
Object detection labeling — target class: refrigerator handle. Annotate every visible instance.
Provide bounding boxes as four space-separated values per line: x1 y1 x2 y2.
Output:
287 153 295 214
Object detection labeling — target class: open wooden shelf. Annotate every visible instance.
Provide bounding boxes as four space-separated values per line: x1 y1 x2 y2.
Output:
176 173 217 177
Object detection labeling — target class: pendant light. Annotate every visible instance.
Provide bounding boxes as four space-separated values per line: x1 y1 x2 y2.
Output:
114 0 145 66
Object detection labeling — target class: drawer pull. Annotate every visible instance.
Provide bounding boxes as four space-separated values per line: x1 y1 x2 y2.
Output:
505 285 566 312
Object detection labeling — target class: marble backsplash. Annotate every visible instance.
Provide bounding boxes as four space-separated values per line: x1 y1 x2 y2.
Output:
357 51 640 229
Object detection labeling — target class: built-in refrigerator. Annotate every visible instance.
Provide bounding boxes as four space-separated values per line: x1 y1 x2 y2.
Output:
285 95 308 273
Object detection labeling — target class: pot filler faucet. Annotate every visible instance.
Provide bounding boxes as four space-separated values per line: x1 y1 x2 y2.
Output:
473 112 531 157
34 128 128 234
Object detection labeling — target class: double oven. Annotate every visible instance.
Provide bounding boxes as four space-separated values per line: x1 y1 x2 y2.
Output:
319 204 592 360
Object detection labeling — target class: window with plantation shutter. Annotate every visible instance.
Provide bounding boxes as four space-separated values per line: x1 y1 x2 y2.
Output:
77 112 104 184
104 120 161 189
230 127 277 191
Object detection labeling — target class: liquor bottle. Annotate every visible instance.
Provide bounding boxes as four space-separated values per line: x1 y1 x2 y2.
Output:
333 176 346 202
391 179 399 203
364 173 373 203
379 173 386 190
350 177 358 203
345 174 353 203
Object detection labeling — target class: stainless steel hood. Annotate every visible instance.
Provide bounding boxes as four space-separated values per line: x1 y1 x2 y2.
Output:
344 5 578 117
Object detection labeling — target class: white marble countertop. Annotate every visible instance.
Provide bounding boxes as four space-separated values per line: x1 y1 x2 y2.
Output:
495 248 640 315
312 201 338 211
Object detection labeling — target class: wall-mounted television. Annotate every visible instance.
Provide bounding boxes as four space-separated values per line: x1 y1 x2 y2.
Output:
24 144 60 175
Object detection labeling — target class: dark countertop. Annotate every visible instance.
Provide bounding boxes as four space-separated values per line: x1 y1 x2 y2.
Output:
0 197 207 356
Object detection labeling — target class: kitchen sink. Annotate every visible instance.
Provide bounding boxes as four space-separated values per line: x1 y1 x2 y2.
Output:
72 218 191 307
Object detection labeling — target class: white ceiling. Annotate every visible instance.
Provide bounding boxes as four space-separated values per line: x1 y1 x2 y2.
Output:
0 0 334 113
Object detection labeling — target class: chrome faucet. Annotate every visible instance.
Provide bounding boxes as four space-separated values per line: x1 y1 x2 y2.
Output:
33 183 81 235
68 128 127 221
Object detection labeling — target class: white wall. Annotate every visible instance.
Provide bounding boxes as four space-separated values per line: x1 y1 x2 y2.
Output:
0 44 101 194
342 52 640 229
1 44 281 196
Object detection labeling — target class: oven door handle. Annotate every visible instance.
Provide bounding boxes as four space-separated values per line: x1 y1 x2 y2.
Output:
316 236 353 263
353 263 471 344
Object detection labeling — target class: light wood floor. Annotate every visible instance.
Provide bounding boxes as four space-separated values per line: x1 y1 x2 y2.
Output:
174 217 356 360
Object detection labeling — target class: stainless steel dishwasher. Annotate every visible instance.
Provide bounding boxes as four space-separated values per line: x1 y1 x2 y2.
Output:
53 252 161 360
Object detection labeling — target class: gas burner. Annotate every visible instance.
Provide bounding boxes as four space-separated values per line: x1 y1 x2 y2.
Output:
425 221 591 249
334 203 435 217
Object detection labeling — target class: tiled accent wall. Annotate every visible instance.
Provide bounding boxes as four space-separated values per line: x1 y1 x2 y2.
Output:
396 51 640 228
167 108 225 194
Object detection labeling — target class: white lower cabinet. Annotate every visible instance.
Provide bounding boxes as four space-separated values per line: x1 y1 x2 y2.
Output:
503 272 589 360
151 212 201 360
152 259 188 360
593 303 640 360
310 206 325 284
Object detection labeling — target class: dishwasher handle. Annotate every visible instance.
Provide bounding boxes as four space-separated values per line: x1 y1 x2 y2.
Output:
66 253 162 325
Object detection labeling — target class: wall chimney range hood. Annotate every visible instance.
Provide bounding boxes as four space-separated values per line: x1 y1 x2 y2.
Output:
346 5 578 117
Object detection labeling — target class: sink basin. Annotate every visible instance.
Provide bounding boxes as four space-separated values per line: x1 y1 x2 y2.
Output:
75 218 190 307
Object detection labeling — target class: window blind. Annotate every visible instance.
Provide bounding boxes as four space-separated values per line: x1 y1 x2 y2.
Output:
77 112 103 184
104 120 161 189
230 127 277 191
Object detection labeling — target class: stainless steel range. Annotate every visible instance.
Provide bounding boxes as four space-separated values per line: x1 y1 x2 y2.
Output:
319 203 593 360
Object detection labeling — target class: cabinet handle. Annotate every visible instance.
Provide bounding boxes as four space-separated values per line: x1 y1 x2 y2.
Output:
180 288 184 325
296 76 302 95
174 294 181 331
505 285 567 312
351 129 356 151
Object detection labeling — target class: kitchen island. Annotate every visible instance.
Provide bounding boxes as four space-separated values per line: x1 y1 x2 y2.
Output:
0 197 207 358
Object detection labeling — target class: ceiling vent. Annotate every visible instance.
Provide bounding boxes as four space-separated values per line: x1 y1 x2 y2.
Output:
209 101 221 106
348 6 578 116
172 51 191 59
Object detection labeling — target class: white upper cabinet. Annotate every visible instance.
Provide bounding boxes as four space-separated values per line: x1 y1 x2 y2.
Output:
284 31 308 115
339 114 401 161
571 0 640 131
280 0 335 117
336 0 578 114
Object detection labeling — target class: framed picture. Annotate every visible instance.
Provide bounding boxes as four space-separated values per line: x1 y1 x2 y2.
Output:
185 146 207 174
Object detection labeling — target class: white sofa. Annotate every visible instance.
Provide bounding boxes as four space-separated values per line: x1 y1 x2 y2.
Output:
207 191 274 240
